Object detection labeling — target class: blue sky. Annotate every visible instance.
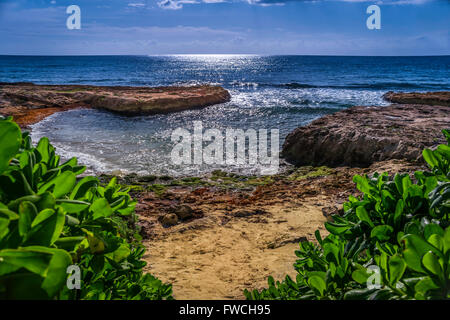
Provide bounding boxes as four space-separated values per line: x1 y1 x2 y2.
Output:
0 0 448 55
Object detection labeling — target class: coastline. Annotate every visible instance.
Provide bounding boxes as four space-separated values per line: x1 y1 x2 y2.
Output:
1 0 449 303
2 85 448 299
96 91 447 299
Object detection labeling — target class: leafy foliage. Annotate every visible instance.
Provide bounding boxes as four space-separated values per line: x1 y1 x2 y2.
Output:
0 118 172 300
245 129 450 300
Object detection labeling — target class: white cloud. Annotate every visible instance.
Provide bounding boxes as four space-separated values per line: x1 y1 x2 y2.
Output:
158 0 200 10
157 0 436 9
158 0 230 10
128 3 146 7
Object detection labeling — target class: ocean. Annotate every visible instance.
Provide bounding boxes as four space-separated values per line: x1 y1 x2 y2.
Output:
1 55 449 176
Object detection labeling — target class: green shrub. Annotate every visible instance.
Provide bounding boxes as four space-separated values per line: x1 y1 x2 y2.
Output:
245 129 450 300
0 117 173 300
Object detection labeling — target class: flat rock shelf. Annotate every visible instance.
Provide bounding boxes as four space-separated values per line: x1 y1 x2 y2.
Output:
0 82 231 127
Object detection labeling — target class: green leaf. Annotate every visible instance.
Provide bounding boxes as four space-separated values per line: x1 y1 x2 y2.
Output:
353 175 378 199
83 229 105 254
402 234 443 273
422 149 438 169
308 275 326 296
26 208 65 246
0 246 72 298
0 120 22 174
314 230 323 245
442 129 450 143
39 248 72 297
414 277 439 297
344 288 377 300
381 190 395 207
64 214 80 226
352 269 370 284
368 288 395 300
38 171 76 199
56 199 90 213
421 252 442 276
427 234 444 253
36 138 51 164
444 227 450 254
70 176 98 200
356 206 374 227
0 248 50 277
107 177 117 188
107 244 131 263
437 144 450 159
394 174 403 195
117 205 135 216
402 175 412 195
325 221 351 235
388 255 406 285
323 243 340 264
0 208 20 220
393 199 404 228
0 217 10 240
90 198 113 220
371 225 393 242
7 195 41 211
54 236 84 251
36 192 56 211
423 176 438 196
18 201 38 238
423 223 444 241
404 221 421 236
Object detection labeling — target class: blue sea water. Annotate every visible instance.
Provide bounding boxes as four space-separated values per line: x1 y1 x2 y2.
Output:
1 55 449 175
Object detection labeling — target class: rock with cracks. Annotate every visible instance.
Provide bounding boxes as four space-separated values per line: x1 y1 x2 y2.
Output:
282 96 449 167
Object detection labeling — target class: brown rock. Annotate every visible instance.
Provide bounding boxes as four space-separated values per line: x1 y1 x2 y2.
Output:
159 213 178 227
282 99 449 168
175 204 194 220
0 82 231 125
383 91 450 107
232 209 268 218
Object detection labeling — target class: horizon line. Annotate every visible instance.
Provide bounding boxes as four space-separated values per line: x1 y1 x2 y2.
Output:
0 54 449 57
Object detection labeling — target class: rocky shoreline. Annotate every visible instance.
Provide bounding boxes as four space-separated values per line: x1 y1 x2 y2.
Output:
121 90 446 299
383 91 450 106
282 92 450 167
1 86 448 299
0 82 231 127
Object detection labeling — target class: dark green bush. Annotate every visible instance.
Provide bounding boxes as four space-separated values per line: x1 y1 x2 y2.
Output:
245 130 450 300
0 118 172 300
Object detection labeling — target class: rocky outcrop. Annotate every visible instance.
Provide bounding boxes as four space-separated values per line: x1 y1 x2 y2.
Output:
0 82 231 125
383 91 450 106
282 101 449 167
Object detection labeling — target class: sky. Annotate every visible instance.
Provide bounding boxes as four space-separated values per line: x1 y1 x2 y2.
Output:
0 0 448 55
